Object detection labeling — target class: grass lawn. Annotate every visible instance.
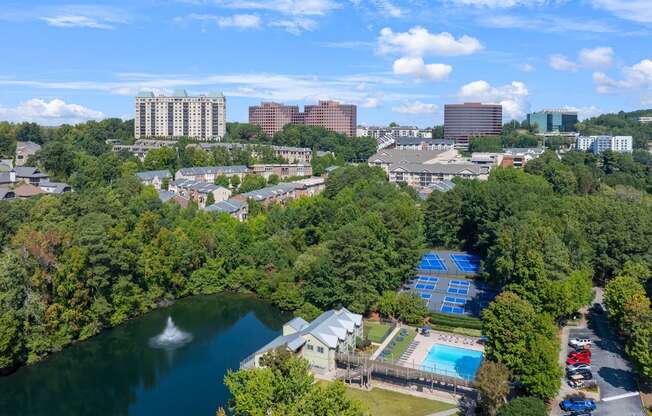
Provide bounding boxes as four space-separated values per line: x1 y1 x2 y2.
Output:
345 386 457 416
364 321 393 343
381 327 417 362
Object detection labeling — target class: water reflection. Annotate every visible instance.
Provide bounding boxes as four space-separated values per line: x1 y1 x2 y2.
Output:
0 294 289 416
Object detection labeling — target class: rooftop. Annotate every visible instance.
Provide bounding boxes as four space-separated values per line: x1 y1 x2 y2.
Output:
205 199 247 214
135 170 173 181
177 165 248 176
368 149 447 165
170 179 229 194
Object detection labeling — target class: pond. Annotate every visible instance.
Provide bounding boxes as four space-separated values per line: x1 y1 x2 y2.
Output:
0 294 290 416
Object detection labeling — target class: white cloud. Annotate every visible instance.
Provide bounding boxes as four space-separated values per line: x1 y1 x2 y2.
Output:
458 80 529 120
518 63 535 72
319 40 374 49
41 15 114 29
362 96 382 108
269 18 316 34
559 105 603 120
479 14 620 35
392 57 452 81
549 54 579 72
370 0 403 17
590 0 652 23
215 0 339 16
38 5 130 29
593 59 652 103
392 101 439 114
578 46 614 69
378 27 483 57
176 13 261 28
0 99 104 124
445 0 549 7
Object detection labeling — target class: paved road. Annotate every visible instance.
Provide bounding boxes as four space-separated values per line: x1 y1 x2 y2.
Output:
568 307 646 416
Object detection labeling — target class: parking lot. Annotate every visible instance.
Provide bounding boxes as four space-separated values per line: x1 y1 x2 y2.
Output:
566 308 646 416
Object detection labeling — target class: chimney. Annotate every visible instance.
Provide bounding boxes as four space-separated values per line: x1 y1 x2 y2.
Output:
9 169 16 183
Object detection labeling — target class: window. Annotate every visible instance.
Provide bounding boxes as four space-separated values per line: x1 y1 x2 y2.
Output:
316 346 324 354
306 344 313 351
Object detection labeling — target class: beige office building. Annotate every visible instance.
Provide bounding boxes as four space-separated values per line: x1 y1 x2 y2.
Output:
135 90 226 141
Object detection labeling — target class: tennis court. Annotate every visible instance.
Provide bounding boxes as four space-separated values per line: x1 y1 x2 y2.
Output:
450 253 480 274
447 280 470 295
415 283 436 291
418 253 448 272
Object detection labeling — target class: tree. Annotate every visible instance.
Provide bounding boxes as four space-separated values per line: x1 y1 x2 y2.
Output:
224 351 361 416
604 275 646 330
215 174 230 187
267 174 280 185
627 320 652 380
475 360 511 416
482 292 561 399
230 174 241 188
15 122 43 144
143 147 177 172
239 174 267 194
496 397 547 416
205 192 215 207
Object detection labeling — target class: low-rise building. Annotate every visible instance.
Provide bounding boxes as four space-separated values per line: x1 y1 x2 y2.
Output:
639 116 652 124
38 182 72 194
188 142 313 164
388 163 490 187
288 177 325 197
576 135 633 154
15 142 41 167
136 170 173 190
0 167 49 186
168 179 231 208
113 139 178 161
175 166 248 183
232 183 299 206
249 164 312 180
470 153 504 166
241 308 362 373
501 147 546 168
394 137 455 151
204 199 249 221
367 148 460 175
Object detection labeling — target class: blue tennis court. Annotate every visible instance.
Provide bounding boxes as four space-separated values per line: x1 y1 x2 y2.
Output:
444 296 467 305
417 276 439 283
447 280 470 295
440 304 465 314
420 293 432 300
451 254 480 273
450 280 470 286
418 253 448 272
447 287 469 295
415 283 435 290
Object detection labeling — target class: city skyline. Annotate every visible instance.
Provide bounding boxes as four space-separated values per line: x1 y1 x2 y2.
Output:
1 1 652 127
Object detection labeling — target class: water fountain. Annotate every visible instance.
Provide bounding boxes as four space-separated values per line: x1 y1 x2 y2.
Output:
149 316 193 349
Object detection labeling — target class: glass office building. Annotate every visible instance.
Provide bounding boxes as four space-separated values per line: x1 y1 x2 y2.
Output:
527 109 578 134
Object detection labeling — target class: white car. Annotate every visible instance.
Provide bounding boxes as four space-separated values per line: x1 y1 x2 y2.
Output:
569 338 591 348
566 363 592 372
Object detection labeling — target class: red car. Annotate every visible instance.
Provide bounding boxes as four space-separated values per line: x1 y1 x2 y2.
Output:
568 349 592 360
566 355 591 366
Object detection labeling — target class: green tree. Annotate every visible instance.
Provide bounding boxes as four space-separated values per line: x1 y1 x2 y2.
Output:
15 122 43 144
215 174 230 187
482 292 561 399
496 397 547 416
627 320 652 380
475 360 511 416
604 275 646 330
239 174 267 193
230 174 241 188
267 174 280 185
144 147 177 172
205 192 215 207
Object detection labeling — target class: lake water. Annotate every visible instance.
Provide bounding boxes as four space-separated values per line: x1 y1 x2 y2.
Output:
0 294 289 416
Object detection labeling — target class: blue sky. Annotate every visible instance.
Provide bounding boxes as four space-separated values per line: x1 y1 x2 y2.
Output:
1 0 652 127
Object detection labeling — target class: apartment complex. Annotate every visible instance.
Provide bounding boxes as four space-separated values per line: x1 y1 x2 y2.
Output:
639 116 652 124
357 125 435 150
249 163 312 179
527 109 578 134
113 139 177 161
189 142 314 164
248 102 303 137
389 163 490 186
168 179 231 209
367 148 460 175
248 100 357 137
241 308 362 372
576 135 633 154
444 103 503 150
394 137 455 151
175 166 248 183
134 90 226 140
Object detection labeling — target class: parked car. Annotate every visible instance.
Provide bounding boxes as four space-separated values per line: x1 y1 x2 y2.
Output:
566 363 592 372
566 355 591 366
567 368 593 378
560 399 596 412
568 349 592 359
569 338 591 348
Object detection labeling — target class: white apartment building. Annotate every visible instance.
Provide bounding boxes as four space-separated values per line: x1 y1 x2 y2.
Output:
135 90 226 141
639 116 652 124
576 135 633 154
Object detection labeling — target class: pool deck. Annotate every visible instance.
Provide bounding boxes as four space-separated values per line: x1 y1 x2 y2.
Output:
400 331 484 370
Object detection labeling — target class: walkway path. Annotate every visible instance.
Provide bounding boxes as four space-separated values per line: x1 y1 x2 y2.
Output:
370 325 400 360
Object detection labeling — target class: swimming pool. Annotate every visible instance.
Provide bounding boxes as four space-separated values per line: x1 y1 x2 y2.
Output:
420 343 483 381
